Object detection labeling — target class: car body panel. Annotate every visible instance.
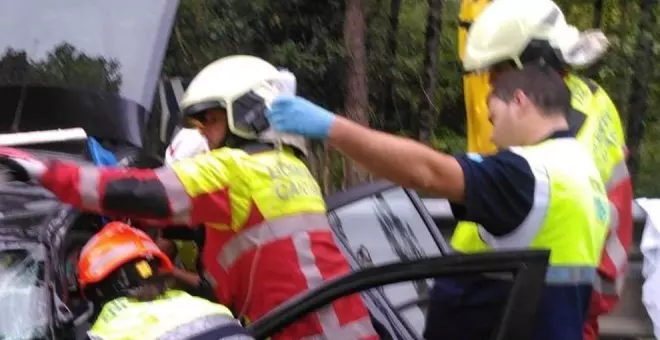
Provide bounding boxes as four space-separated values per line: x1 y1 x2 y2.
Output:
326 183 446 339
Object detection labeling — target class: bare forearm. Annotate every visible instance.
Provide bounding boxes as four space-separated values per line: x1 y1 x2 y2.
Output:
172 267 201 288
328 116 464 200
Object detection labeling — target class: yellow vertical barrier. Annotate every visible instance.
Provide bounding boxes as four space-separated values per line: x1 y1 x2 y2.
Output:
458 0 498 154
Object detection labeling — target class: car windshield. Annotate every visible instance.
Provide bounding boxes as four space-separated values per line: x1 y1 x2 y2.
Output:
0 182 57 340
0 0 178 147
0 247 49 340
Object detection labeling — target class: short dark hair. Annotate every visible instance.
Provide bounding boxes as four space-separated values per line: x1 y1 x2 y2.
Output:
490 65 570 116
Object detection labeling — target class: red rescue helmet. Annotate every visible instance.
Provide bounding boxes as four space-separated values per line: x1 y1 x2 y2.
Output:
77 221 173 299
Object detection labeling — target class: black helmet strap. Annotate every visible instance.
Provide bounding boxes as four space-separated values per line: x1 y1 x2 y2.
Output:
83 257 163 303
519 39 565 71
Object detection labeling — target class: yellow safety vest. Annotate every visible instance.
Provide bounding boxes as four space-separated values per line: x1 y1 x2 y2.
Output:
174 239 199 271
452 75 624 286
564 73 626 183
451 137 609 282
564 73 629 297
87 289 237 340
171 146 326 231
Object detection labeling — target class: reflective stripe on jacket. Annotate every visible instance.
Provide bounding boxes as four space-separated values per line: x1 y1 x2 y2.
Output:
450 137 609 340
174 148 376 339
87 289 251 340
563 73 633 299
37 146 377 340
450 73 632 298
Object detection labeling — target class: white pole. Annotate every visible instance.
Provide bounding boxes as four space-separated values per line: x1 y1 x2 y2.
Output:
0 128 88 147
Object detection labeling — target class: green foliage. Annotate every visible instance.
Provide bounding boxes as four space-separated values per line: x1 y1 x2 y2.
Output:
430 127 466 155
164 0 660 196
0 44 122 92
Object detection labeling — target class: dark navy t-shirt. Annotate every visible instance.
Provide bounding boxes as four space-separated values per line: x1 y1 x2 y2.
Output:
450 150 536 236
425 130 589 340
449 130 573 233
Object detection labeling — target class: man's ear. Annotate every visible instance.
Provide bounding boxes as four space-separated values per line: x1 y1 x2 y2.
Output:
511 89 527 106
510 89 531 117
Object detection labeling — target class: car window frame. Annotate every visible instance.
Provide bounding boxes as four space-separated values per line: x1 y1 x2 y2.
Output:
325 180 451 254
324 180 453 339
247 248 550 340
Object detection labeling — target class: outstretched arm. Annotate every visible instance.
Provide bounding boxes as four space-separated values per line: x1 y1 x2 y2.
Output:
266 95 466 202
38 155 233 227
328 116 466 202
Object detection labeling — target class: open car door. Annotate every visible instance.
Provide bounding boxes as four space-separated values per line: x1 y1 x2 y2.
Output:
247 181 551 340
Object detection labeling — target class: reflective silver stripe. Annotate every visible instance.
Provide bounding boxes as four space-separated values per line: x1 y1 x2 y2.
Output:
478 150 550 249
604 232 628 273
601 197 628 280
608 201 619 233
545 266 597 285
593 159 629 297
155 168 192 225
218 213 378 339
605 159 629 190
293 233 377 339
218 213 330 269
593 274 625 296
79 167 101 210
157 313 244 340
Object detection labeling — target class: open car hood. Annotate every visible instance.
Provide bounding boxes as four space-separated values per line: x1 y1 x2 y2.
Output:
0 0 178 148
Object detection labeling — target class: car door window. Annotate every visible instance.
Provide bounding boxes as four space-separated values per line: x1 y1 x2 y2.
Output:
328 187 444 337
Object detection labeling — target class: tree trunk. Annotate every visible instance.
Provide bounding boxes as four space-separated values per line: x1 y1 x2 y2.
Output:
592 0 604 28
625 0 656 182
417 0 443 144
343 0 370 186
322 143 333 195
307 141 321 189
365 0 384 50
379 0 403 133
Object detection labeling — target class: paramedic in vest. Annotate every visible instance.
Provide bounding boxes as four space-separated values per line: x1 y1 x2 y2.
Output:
156 68 298 295
458 1 633 338
0 56 378 340
79 221 254 339
265 65 610 340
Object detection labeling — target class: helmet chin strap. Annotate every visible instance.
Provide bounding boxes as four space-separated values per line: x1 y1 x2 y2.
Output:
219 132 252 149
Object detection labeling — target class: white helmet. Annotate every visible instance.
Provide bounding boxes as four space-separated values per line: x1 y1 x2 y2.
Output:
180 55 308 156
463 0 609 72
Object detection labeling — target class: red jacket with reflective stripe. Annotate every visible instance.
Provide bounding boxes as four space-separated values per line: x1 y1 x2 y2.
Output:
564 74 633 327
38 147 378 340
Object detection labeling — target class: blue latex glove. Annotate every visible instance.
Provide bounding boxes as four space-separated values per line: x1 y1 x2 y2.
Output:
266 95 336 140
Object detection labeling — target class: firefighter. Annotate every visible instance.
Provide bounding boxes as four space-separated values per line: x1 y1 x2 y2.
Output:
79 221 253 340
0 55 378 340
456 1 633 338
265 65 609 340
157 68 295 294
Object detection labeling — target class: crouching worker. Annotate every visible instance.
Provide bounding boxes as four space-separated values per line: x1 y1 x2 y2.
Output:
79 221 254 340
